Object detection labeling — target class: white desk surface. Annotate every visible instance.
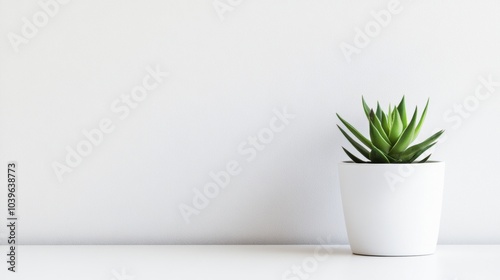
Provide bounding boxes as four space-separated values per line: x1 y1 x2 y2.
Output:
0 245 498 280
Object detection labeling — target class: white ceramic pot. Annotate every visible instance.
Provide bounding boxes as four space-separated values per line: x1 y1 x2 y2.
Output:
338 161 445 256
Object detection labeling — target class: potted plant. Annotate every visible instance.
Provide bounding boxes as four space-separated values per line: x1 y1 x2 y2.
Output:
337 96 445 256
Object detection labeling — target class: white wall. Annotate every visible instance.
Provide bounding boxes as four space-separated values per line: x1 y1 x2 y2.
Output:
0 0 499 245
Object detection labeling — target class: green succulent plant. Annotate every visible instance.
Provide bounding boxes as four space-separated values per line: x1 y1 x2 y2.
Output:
337 96 444 163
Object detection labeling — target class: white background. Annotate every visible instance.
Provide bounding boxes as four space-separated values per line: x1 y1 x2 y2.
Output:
0 0 499 245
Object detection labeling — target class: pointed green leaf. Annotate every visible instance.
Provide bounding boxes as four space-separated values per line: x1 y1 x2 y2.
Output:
385 152 402 163
388 156 402 163
391 106 398 125
370 110 391 144
376 102 383 120
419 154 432 163
386 105 393 134
381 112 390 136
370 121 391 153
389 107 418 155
337 125 370 160
407 142 437 163
342 147 366 163
389 109 403 144
337 114 372 147
397 96 408 128
369 146 390 163
362 96 371 119
402 130 444 159
412 98 429 142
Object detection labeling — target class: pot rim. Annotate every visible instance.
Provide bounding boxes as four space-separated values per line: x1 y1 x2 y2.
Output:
339 161 444 165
